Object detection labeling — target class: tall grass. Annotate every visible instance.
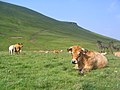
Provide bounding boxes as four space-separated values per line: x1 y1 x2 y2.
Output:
0 51 120 90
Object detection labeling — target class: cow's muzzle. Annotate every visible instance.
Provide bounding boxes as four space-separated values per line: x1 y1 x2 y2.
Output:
71 59 78 64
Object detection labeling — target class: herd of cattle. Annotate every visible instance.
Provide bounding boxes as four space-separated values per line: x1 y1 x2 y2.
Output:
8 43 120 75
8 43 63 54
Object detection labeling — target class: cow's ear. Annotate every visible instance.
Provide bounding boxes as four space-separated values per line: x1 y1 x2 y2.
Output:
67 47 72 53
85 49 88 53
18 43 20 45
20 43 23 45
81 48 85 51
82 48 88 54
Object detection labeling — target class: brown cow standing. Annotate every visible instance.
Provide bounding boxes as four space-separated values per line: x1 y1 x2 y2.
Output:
14 43 23 54
67 46 108 74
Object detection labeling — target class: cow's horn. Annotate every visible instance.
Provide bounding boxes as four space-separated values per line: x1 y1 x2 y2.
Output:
82 48 85 51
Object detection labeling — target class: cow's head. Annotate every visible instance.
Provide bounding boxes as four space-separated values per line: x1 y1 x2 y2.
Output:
17 43 23 47
20 43 23 48
67 46 87 64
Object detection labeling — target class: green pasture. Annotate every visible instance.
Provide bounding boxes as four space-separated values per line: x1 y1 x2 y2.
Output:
0 51 120 90
0 1 120 90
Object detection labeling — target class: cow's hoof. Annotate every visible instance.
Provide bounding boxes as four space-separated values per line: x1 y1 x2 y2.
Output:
73 67 79 70
78 71 84 76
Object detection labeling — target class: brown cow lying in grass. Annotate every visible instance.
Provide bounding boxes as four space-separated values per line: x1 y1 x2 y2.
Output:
67 46 108 74
113 52 120 57
52 50 63 53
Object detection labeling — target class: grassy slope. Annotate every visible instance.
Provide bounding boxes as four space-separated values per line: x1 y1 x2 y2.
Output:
0 1 119 51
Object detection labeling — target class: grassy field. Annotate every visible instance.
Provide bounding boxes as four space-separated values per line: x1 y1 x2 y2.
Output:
0 1 120 90
0 51 120 90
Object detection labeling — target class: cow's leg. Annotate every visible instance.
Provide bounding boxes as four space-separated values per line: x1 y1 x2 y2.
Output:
73 64 79 69
12 49 14 55
16 51 19 54
9 50 11 55
9 50 12 55
80 65 92 75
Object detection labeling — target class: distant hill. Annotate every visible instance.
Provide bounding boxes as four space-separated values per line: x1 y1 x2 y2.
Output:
0 1 119 51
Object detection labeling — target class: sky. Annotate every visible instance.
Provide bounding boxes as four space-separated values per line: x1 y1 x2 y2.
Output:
1 0 120 40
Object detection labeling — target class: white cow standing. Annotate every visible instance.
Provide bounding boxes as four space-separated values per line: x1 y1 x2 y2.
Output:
9 45 15 55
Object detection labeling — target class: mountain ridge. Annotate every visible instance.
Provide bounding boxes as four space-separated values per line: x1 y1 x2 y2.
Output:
0 1 119 51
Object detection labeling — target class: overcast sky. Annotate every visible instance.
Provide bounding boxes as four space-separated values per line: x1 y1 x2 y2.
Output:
1 0 120 40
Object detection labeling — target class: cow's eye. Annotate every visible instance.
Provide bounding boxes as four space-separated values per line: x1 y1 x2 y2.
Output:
79 52 82 56
67 48 72 53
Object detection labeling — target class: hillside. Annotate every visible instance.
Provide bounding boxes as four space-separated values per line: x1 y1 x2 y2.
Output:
0 1 119 51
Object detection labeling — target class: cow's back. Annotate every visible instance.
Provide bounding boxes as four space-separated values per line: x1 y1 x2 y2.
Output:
9 45 14 50
94 52 108 68
114 52 120 57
